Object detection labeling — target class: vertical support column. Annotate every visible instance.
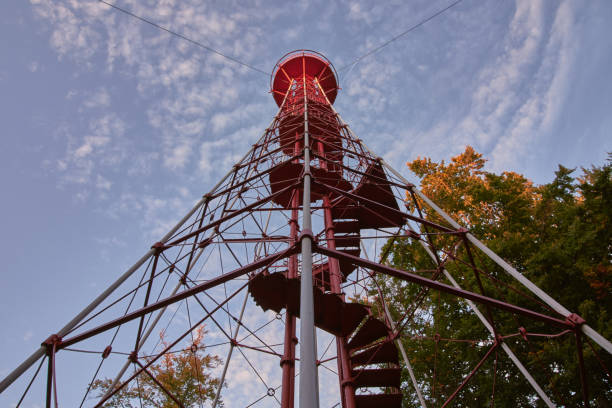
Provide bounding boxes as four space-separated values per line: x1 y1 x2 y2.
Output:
45 357 52 408
43 335 59 408
323 196 357 408
299 69 320 408
281 193 299 407
317 138 356 408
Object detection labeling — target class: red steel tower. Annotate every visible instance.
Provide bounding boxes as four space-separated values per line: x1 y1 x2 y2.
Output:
2 50 611 407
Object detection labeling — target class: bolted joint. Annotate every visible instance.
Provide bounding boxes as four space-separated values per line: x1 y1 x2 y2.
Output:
230 338 238 347
457 227 469 235
279 357 295 368
340 378 355 388
405 229 420 240
298 229 315 246
566 313 586 328
42 334 62 352
198 238 212 249
151 242 166 253
102 345 112 359
433 333 441 343
128 351 138 362
494 333 504 346
179 274 187 286
518 327 529 342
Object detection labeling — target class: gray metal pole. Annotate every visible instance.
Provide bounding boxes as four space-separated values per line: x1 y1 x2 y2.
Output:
384 302 428 407
417 235 555 407
299 73 319 408
360 242 428 407
103 246 208 398
101 99 289 402
0 96 292 395
413 180 611 355
328 107 612 356
0 196 205 394
212 289 249 407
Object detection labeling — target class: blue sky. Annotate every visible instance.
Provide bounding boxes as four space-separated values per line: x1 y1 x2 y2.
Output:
1 0 611 406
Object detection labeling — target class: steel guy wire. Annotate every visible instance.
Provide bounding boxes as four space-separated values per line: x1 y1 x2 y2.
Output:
338 0 464 78
98 0 269 76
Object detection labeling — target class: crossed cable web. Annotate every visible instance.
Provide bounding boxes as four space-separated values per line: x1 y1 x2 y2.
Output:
5 58 611 408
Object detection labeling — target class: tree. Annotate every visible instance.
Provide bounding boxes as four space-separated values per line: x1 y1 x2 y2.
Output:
378 147 611 407
91 326 223 407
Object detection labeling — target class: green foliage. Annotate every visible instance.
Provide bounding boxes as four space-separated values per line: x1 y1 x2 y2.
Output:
380 147 611 407
91 326 223 407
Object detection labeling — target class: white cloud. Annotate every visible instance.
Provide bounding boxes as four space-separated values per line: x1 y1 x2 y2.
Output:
164 141 193 169
27 61 40 72
23 331 33 341
74 135 109 158
454 0 545 148
425 0 579 172
83 87 111 109
489 1 576 170
199 139 229 173
96 174 112 190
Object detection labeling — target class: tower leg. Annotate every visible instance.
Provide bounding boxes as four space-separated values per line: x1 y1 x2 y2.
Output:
323 196 356 408
281 204 299 407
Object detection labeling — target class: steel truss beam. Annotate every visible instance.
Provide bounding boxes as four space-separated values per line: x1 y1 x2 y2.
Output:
5 50 610 408
58 246 298 350
323 95 612 358
316 245 571 329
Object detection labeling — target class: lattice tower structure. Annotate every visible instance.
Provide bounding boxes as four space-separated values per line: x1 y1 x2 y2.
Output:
2 50 611 408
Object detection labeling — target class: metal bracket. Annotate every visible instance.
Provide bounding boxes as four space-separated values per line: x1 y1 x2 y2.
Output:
566 313 586 328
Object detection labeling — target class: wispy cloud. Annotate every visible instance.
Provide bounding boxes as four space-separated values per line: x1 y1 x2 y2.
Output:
82 87 111 109
448 0 577 171
489 1 576 170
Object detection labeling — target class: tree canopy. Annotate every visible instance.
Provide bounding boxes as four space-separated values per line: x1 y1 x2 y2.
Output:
378 147 611 407
91 326 223 407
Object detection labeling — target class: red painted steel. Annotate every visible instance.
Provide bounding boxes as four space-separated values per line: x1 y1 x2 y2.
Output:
8 50 601 407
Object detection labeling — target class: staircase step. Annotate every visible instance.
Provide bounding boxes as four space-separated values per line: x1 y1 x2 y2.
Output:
248 272 287 313
332 204 360 220
352 161 406 229
352 368 402 389
334 220 360 234
348 317 389 351
334 234 360 249
249 273 368 337
342 303 369 336
339 247 360 259
351 340 399 366
354 393 402 408
337 247 360 276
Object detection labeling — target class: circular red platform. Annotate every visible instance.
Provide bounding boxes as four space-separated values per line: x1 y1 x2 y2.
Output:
270 50 339 107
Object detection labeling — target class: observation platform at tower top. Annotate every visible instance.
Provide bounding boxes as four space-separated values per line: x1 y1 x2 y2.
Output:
270 50 339 107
